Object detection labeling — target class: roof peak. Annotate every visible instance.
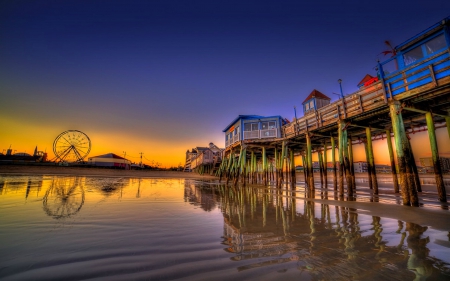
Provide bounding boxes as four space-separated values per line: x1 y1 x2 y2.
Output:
302 89 331 104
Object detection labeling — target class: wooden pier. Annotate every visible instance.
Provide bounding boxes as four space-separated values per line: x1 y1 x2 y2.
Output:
194 17 450 206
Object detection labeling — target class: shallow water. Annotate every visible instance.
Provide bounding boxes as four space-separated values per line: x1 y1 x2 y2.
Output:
0 175 449 280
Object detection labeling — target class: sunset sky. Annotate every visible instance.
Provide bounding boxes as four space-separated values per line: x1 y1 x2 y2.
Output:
1 1 449 167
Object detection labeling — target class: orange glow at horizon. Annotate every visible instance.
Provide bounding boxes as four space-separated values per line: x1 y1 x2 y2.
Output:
0 117 223 168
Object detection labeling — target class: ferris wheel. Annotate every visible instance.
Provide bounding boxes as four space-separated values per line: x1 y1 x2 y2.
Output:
53 130 91 162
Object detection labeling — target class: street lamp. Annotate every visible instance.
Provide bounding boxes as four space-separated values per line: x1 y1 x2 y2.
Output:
338 79 344 99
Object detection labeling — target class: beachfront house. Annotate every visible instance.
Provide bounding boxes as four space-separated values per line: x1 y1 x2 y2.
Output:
223 115 286 148
302 89 331 115
184 142 224 172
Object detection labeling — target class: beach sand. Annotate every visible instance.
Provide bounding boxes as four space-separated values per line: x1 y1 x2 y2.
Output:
0 164 216 179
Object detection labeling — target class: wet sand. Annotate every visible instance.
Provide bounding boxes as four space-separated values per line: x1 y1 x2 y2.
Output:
1 164 450 231
0 164 216 179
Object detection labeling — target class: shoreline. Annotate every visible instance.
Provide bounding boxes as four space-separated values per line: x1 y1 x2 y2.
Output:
2 164 450 231
0 164 216 180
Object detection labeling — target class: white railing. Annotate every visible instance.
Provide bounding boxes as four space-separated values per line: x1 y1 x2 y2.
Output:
244 130 259 139
233 134 240 143
260 129 277 138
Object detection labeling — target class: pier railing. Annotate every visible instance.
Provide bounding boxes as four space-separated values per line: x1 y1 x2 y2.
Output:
283 81 386 138
381 49 450 98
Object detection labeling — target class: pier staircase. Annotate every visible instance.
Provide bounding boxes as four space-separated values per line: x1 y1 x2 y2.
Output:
210 157 222 175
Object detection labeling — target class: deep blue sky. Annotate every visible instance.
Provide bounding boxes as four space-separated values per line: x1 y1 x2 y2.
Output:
1 0 449 165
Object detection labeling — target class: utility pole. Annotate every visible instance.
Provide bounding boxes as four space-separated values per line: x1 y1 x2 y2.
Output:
139 152 143 168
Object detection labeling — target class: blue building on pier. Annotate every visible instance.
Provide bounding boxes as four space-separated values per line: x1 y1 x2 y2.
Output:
379 16 450 98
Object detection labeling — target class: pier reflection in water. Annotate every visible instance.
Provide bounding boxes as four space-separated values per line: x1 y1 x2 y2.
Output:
0 175 449 280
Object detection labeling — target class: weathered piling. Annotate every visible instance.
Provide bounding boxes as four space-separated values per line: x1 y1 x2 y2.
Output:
363 140 373 190
342 126 353 196
323 142 328 188
386 129 399 193
301 154 307 185
425 112 447 202
318 150 324 187
262 147 267 185
337 121 345 197
407 144 422 193
331 136 337 190
446 116 450 139
290 149 296 188
365 127 378 195
389 100 418 206
306 133 314 190
347 138 356 191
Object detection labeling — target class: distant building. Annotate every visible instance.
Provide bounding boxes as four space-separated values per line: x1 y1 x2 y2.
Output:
375 164 391 174
302 89 331 115
0 146 47 163
353 161 368 173
88 153 131 169
184 142 223 172
420 157 450 173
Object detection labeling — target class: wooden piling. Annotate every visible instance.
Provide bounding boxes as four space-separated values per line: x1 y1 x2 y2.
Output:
425 112 447 202
306 133 314 190
407 143 422 193
446 116 450 139
262 147 267 185
386 129 399 193
338 120 345 197
331 136 337 190
365 127 378 195
290 149 296 188
301 154 307 185
318 150 324 187
323 142 328 188
389 100 418 206
348 138 356 191
364 140 373 190
342 125 353 196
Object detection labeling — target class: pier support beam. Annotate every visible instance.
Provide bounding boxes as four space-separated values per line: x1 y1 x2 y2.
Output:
365 127 378 195
408 143 422 193
348 138 356 192
262 147 267 185
290 149 296 188
338 120 346 197
389 100 418 206
323 142 328 188
386 129 399 193
306 133 314 190
301 154 307 186
446 116 450 139
331 136 337 190
425 112 447 202
364 141 373 190
318 150 324 187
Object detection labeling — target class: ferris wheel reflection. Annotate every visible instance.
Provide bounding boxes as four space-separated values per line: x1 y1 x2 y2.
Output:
43 177 85 219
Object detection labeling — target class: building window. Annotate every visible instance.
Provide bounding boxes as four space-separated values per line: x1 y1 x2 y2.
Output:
244 123 258 131
305 103 309 110
310 100 314 109
403 34 447 66
403 46 423 66
234 126 239 135
261 121 276 130
424 34 446 55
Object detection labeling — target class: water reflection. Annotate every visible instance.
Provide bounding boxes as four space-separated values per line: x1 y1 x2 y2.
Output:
0 175 449 280
43 177 85 219
201 184 450 280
